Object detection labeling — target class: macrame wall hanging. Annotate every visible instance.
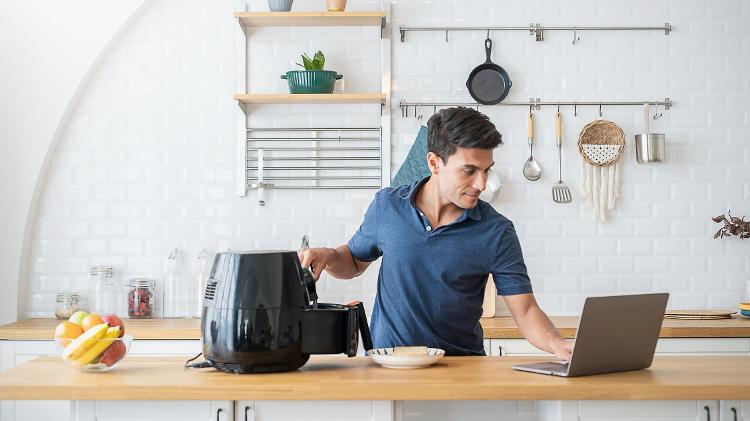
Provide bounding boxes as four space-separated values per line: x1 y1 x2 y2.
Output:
577 119 625 222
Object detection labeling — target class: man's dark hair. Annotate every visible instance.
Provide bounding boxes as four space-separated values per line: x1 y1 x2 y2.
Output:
426 106 503 161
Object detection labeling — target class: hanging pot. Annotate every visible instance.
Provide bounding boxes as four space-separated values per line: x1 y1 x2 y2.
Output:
635 103 665 164
466 37 512 105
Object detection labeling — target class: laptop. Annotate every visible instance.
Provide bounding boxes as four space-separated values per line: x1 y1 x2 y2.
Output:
512 293 669 377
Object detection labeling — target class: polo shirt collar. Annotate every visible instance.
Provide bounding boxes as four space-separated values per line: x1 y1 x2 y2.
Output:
405 176 482 222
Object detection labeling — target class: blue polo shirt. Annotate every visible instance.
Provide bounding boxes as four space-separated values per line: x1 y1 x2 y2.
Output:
347 176 533 356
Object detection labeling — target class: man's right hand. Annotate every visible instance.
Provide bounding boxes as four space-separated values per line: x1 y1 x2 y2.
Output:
297 245 372 281
297 247 337 281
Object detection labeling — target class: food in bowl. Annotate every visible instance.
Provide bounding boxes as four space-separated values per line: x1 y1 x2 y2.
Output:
54 313 131 371
392 346 429 356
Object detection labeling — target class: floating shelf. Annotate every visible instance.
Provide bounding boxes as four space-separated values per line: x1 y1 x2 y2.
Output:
234 93 386 105
235 12 386 28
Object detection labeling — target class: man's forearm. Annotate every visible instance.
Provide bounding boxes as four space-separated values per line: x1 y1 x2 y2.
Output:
318 245 367 279
514 305 565 354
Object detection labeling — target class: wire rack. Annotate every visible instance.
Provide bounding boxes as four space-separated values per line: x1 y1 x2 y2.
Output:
245 127 383 205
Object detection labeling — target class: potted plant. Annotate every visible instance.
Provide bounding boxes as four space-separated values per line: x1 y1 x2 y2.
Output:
713 211 750 306
325 0 347 11
267 0 292 12
712 211 750 239
281 50 342 94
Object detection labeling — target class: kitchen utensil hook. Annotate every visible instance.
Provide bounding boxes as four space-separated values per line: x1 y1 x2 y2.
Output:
652 102 663 119
417 104 423 122
572 27 581 45
598 103 603 118
445 30 449 42
574 104 578 117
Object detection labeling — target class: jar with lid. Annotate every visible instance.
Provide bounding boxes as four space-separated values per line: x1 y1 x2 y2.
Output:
127 278 157 319
55 293 80 320
88 266 120 316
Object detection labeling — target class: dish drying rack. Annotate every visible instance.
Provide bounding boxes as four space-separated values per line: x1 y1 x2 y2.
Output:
245 127 384 205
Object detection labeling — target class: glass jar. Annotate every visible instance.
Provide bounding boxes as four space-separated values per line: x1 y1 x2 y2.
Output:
89 266 119 316
55 293 80 320
128 278 156 319
163 249 192 318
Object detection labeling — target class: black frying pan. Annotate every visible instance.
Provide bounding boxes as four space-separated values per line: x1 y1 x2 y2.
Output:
466 37 512 105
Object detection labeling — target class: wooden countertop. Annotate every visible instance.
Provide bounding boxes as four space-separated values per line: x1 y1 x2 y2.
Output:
1 316 748 341
0 356 749 400
481 315 750 339
0 318 201 340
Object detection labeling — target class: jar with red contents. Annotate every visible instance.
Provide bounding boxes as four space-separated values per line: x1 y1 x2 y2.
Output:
127 278 156 319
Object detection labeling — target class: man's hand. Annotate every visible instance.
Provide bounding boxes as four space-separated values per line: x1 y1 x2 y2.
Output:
297 245 372 280
297 247 337 281
549 338 574 362
504 293 570 359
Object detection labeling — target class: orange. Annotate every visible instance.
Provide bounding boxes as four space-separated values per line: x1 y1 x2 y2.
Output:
54 321 83 347
81 314 105 332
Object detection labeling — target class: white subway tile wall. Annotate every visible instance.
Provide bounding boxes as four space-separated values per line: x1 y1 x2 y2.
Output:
26 0 750 317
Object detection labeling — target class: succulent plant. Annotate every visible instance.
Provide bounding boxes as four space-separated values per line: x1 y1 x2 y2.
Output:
712 211 750 240
296 50 325 70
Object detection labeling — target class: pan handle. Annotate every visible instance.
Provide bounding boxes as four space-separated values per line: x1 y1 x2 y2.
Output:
484 38 492 63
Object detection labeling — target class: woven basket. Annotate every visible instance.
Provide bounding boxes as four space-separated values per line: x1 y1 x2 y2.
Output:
577 119 625 167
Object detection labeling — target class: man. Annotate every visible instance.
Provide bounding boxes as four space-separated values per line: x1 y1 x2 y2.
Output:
299 107 573 359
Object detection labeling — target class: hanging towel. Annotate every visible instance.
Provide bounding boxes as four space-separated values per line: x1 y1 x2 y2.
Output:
391 126 431 188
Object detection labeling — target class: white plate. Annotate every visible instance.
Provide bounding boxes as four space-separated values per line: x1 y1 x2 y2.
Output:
367 347 445 369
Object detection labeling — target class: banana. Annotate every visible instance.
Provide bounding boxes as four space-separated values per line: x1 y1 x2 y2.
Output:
62 323 109 361
72 326 121 368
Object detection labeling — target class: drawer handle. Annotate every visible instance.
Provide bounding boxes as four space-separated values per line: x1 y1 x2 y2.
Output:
731 407 737 421
216 408 223 421
704 405 711 421
245 406 252 421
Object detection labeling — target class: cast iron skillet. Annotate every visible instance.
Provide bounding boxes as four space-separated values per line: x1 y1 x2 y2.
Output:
466 37 512 105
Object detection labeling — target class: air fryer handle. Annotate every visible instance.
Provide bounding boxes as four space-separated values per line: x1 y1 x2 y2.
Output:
347 301 373 353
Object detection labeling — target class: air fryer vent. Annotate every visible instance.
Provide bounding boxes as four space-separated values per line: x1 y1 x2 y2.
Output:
204 280 217 300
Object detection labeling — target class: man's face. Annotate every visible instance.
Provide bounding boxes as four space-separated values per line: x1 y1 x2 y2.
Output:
429 147 495 209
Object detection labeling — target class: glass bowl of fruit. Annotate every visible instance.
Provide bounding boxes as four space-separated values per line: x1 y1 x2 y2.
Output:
54 312 132 372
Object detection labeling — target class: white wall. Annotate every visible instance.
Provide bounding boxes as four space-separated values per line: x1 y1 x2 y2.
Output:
9 0 750 318
0 0 147 324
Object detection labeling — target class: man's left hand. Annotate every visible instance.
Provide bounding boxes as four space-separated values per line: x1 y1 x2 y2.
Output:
550 339 574 362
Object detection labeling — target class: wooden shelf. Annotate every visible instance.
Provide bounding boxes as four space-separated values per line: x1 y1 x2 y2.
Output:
234 93 386 105
235 12 385 27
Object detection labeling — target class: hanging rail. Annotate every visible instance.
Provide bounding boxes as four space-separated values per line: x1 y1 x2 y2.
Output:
398 98 672 119
245 127 383 205
399 23 671 42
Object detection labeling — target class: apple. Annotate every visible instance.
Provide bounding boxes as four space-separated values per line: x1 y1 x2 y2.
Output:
99 340 126 367
68 311 89 326
100 315 125 338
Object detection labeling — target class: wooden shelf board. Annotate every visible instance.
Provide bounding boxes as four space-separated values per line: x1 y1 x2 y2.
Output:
234 93 386 104
235 12 385 27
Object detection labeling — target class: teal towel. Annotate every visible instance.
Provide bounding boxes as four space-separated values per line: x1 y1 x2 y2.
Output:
391 126 431 188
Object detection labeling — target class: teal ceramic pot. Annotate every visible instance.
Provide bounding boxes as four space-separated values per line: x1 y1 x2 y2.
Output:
281 70 343 94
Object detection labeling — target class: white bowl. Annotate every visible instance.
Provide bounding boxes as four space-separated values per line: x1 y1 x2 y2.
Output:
368 347 445 369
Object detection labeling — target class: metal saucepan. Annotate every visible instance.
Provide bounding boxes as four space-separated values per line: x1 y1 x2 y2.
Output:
466 37 512 105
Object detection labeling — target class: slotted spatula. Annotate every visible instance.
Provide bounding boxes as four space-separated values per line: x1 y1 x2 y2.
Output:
552 111 572 204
